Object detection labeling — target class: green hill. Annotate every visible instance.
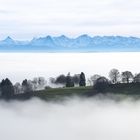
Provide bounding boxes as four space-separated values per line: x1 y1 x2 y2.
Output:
6 83 140 101
33 86 93 100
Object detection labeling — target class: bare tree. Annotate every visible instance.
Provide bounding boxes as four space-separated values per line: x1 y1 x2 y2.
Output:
121 71 133 83
38 77 46 89
32 78 38 90
14 82 22 94
88 74 101 86
32 77 47 90
49 77 56 84
109 69 120 84
134 73 140 83
22 79 33 93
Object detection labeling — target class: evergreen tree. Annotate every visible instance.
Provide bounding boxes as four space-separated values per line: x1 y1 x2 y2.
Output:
79 72 86 86
0 78 14 100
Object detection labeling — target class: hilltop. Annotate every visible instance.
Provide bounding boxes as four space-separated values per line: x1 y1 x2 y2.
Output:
5 83 140 101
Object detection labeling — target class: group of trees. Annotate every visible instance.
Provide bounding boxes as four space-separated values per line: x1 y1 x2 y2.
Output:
93 69 140 92
50 72 86 87
109 69 134 84
88 69 136 86
0 72 86 99
0 77 47 100
2 68 140 99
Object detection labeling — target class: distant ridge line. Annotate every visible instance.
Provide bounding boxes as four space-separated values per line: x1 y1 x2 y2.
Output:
0 35 140 52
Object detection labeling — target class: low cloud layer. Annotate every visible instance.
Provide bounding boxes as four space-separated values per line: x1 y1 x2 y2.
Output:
0 94 140 140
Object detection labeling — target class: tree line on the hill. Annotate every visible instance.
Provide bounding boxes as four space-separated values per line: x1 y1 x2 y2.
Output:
1 68 140 99
49 72 86 87
0 72 86 100
0 77 47 100
92 69 140 92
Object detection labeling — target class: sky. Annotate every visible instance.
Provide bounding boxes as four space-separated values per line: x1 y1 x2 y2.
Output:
0 0 140 40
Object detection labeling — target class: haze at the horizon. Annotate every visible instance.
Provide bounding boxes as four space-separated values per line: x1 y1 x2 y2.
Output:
0 0 140 40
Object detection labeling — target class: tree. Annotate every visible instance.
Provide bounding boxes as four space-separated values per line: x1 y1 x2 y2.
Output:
32 78 38 90
72 74 80 85
79 72 86 87
32 77 46 90
0 78 14 99
89 74 101 86
93 77 110 92
109 69 120 84
49 77 56 84
55 74 66 85
22 79 33 93
134 73 140 83
14 82 22 94
121 71 133 83
66 73 74 87
38 77 46 88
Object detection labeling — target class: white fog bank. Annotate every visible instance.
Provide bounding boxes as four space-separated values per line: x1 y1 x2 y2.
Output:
0 52 140 83
0 95 140 140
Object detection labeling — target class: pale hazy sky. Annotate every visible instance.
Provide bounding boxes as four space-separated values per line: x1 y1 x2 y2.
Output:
0 0 140 40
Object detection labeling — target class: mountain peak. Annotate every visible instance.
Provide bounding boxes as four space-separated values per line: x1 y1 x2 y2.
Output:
4 36 13 41
2 36 15 44
45 35 52 40
0 35 140 51
78 34 90 38
59 35 67 38
56 35 70 41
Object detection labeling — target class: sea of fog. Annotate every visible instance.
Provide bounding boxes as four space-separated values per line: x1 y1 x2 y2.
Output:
1 95 140 140
0 52 140 83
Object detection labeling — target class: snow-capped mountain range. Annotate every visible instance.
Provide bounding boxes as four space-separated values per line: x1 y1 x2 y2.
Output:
1 35 140 52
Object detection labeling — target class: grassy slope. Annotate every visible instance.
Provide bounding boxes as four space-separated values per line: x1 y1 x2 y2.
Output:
106 83 140 95
11 83 140 101
33 86 93 100
33 83 140 100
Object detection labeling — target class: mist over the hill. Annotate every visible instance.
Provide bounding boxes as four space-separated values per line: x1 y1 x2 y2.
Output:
0 94 140 140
